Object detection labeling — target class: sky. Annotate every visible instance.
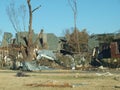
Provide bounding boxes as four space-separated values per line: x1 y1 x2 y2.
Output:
0 0 120 41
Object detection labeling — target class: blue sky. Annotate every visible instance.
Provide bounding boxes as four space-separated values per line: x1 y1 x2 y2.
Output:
0 0 120 41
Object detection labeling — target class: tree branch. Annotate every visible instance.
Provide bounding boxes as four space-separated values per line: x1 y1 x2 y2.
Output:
32 5 41 13
68 0 75 13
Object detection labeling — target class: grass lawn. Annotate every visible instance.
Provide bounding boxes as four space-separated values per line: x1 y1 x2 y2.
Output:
0 70 119 90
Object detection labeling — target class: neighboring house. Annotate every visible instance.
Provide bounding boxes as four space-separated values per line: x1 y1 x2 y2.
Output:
47 33 59 50
15 31 29 46
88 35 99 51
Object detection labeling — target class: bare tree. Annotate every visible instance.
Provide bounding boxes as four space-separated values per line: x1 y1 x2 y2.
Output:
68 0 80 52
0 29 2 35
65 28 89 53
0 29 2 44
7 1 27 33
27 0 41 46
18 4 27 31
6 0 41 61
6 1 21 32
26 0 41 60
68 0 77 29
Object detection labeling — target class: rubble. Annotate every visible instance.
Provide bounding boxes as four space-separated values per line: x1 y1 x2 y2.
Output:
36 50 56 61
21 61 55 71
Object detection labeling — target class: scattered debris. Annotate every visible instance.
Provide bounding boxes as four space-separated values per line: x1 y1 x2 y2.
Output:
98 66 104 70
21 61 54 71
114 85 120 88
36 50 56 61
16 71 29 77
96 72 113 76
74 73 80 78
72 83 88 88
114 76 120 81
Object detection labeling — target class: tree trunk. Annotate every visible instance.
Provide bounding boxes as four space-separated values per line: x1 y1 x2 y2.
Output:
26 0 41 61
27 0 33 46
26 0 33 61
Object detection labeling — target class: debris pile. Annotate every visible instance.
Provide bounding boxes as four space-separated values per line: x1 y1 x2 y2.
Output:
21 61 55 71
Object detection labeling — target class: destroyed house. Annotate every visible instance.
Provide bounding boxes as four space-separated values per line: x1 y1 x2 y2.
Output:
88 33 120 51
89 33 120 59
1 32 13 47
1 32 60 51
2 31 120 53
47 33 59 50
15 31 37 46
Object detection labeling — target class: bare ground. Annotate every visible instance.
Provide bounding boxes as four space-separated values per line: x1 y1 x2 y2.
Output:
0 69 120 90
